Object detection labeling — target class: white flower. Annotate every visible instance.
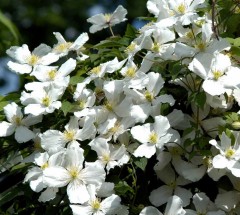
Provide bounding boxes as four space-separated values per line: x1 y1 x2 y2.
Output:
6 44 59 74
41 116 96 153
52 32 89 58
131 115 179 158
209 132 240 177
70 184 124 215
149 164 192 207
31 58 76 86
43 146 105 204
20 83 65 116
0 102 42 143
188 52 238 96
185 192 225 215
168 0 205 25
89 138 129 173
87 5 127 33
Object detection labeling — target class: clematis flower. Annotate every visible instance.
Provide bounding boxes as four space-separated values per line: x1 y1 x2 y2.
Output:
0 102 42 143
20 83 65 116
6 44 59 74
209 132 240 177
140 195 186 215
130 115 180 158
70 184 125 215
43 146 105 204
87 5 127 33
89 138 129 173
52 32 89 59
149 164 192 207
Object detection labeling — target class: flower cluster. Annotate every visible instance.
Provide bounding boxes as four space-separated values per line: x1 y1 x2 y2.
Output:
1 0 240 214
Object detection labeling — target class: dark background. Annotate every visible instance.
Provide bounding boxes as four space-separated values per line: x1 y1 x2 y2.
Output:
0 0 148 53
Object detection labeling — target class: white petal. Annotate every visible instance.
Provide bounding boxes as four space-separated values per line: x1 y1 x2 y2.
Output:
212 155 228 169
15 126 35 143
0 121 15 137
140 206 162 215
38 187 58 202
133 143 156 158
43 166 70 187
67 182 90 203
149 185 172 207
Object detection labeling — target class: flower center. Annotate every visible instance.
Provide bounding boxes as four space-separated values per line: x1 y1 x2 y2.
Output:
42 96 50 107
41 162 49 170
203 156 213 168
169 181 176 188
12 116 22 125
91 199 101 211
185 31 194 39
104 13 112 23
152 42 161 52
195 42 206 51
64 130 75 141
102 153 111 163
90 66 101 75
145 91 154 102
225 148 235 159
125 67 136 78
104 101 113 111
28 54 39 66
125 42 137 53
212 70 223 80
149 132 158 144
78 100 86 109
177 3 186 14
48 69 57 80
54 42 72 52
69 167 79 179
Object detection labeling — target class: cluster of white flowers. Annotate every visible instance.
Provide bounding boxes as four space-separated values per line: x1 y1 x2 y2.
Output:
1 1 240 214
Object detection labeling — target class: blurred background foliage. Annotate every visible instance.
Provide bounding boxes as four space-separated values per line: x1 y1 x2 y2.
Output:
0 0 148 54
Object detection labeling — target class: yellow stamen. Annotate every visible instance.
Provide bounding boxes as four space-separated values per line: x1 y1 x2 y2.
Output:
104 101 113 111
212 70 223 80
90 66 101 75
69 167 79 179
104 13 112 23
54 42 72 52
78 100 86 109
185 31 194 39
91 199 101 210
28 54 39 66
145 91 154 102
149 132 158 144
42 96 50 107
152 42 161 52
125 67 136 78
64 130 75 141
48 69 57 80
41 162 49 170
225 148 235 159
125 42 137 53
177 3 186 14
195 42 206 51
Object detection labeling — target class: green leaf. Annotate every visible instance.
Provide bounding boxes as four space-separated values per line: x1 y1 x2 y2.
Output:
115 181 134 196
124 24 137 38
61 100 74 116
0 101 9 111
0 10 19 43
134 157 148 171
196 91 206 109
70 75 84 85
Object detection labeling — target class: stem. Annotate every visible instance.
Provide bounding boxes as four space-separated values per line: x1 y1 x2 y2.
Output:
108 25 115 37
